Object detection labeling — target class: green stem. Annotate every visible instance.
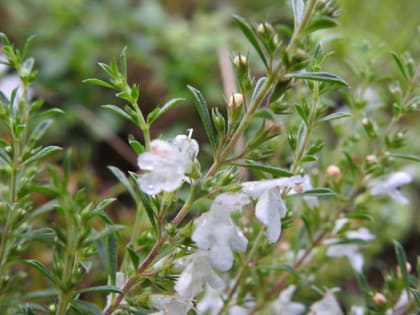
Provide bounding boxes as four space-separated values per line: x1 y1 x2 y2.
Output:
56 198 78 315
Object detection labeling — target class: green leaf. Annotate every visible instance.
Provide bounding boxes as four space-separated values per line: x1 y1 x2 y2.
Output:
347 212 373 221
295 104 309 125
90 225 125 243
22 228 56 244
22 260 57 285
393 240 409 287
257 264 300 278
292 0 305 27
389 152 420 162
409 288 420 307
83 78 114 89
120 46 128 78
70 300 102 315
28 119 53 146
251 77 267 104
302 188 336 197
251 108 275 120
23 146 62 166
25 289 59 300
108 166 137 203
77 285 123 295
354 271 370 302
233 161 293 177
319 112 351 122
188 85 217 153
301 155 317 162
127 245 140 270
34 108 64 119
147 98 185 125
128 135 144 155
233 15 268 69
129 171 157 229
306 16 338 33
287 71 349 87
391 52 409 81
95 234 118 286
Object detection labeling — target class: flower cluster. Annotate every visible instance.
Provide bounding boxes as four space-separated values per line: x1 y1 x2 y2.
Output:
137 132 199 195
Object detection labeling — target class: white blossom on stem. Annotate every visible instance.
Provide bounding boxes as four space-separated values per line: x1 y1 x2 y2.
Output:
149 294 193 315
242 175 307 243
325 228 375 273
309 289 343 315
174 250 224 299
270 285 306 315
368 171 412 204
196 284 224 315
137 132 199 195
192 192 249 271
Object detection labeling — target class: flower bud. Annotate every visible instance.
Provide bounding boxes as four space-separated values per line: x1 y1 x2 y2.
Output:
373 292 387 306
366 154 378 164
362 117 378 138
228 93 244 107
233 54 247 69
256 22 278 53
327 164 342 180
264 120 283 135
257 22 274 35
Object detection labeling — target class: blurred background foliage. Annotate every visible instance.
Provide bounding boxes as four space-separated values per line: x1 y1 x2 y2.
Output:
0 0 419 296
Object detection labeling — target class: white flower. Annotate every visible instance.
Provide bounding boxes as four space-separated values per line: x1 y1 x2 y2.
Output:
242 175 306 243
368 171 412 204
270 285 306 315
149 294 192 315
325 228 375 273
309 289 343 315
192 192 249 271
137 132 199 195
0 54 8 75
175 250 224 299
350 306 365 315
196 285 224 315
229 305 250 315
386 290 412 315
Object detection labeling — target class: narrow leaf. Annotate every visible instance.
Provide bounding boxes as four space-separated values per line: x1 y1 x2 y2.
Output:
391 52 409 81
306 16 338 33
128 135 144 155
233 161 293 177
257 264 300 278
77 285 123 295
22 260 57 285
70 300 102 315
393 240 409 286
83 78 114 89
251 77 268 104
233 15 268 69
319 112 351 122
302 188 336 197
148 98 185 125
389 152 420 163
287 71 349 87
188 85 217 153
292 0 305 27
23 146 62 166
108 166 137 202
